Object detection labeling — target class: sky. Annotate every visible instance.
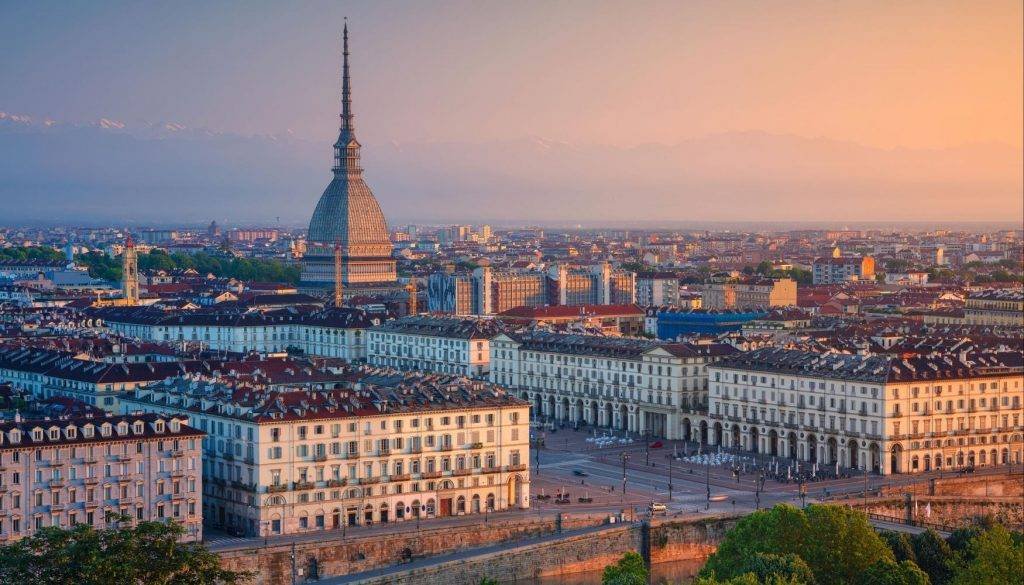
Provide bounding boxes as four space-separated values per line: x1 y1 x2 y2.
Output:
0 0 1021 225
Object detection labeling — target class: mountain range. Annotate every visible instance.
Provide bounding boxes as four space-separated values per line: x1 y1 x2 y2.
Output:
1 112 1020 226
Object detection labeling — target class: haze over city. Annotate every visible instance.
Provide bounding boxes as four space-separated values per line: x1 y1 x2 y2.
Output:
1 0 1021 225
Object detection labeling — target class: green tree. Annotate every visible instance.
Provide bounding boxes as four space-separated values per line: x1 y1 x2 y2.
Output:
859 559 930 585
601 551 648 585
949 525 1024 585
910 530 954 585
0 516 249 584
879 530 917 564
736 552 816 584
701 505 893 585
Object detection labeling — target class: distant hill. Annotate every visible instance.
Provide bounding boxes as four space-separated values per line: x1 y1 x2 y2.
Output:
1 112 1020 225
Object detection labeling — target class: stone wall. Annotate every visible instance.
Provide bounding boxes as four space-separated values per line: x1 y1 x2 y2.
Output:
880 471 1024 498
218 513 609 585
347 515 741 585
845 495 1024 530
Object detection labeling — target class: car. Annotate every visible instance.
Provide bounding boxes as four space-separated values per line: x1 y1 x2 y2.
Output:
648 502 667 514
648 441 664 449
572 470 589 477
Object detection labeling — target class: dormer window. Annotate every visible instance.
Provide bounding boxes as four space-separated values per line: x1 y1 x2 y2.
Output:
100 424 112 437
83 425 94 438
117 422 129 435
154 420 165 433
133 422 144 435
48 428 59 441
66 427 77 439
32 429 43 442
7 429 19 444
170 420 180 432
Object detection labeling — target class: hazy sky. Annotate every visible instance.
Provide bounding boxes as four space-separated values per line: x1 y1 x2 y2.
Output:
3 0 1021 149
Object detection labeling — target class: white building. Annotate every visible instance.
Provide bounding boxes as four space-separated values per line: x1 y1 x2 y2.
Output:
705 348 1024 475
490 331 737 439
95 307 381 361
122 373 530 537
367 316 500 377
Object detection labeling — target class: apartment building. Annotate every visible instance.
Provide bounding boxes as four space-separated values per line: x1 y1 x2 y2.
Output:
812 256 876 284
427 263 636 316
367 316 500 377
963 289 1024 326
0 413 203 542
122 374 530 537
0 347 215 412
490 331 737 439
635 272 682 307
706 348 1023 475
702 278 797 310
94 306 382 360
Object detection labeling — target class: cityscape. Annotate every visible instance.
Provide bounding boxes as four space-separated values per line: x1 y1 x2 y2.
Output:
0 2 1021 585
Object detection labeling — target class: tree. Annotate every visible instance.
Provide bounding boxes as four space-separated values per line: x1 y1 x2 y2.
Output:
860 559 930 585
0 516 250 584
949 525 1024 585
911 530 954 585
879 530 917 564
601 551 648 585
701 505 893 585
735 552 816 584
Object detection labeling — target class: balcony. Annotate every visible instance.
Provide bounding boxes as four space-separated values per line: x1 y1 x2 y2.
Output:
440 445 453 452
49 479 66 489
50 504 66 513
170 450 185 458
389 473 411 482
312 454 327 462
483 466 502 474
421 471 443 479
470 442 484 450
266 484 289 494
346 452 361 460
409 446 423 454
506 464 528 472
292 481 314 491
360 477 381 485
231 480 255 491
326 478 346 488
84 477 99 485
891 412 903 418
452 468 471 477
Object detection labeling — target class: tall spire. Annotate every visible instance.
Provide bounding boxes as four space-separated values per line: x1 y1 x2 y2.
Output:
341 19 353 134
333 18 361 175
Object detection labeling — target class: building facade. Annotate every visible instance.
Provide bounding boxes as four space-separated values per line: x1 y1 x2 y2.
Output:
963 289 1024 326
490 331 737 439
704 348 1023 475
122 375 530 537
367 316 500 377
0 413 203 543
812 256 876 284
96 307 381 361
702 278 797 310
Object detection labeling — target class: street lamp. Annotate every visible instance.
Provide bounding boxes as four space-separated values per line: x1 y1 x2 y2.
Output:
620 451 629 496
666 453 674 501
705 457 711 510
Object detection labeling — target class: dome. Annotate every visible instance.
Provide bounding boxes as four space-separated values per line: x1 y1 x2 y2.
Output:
308 174 390 249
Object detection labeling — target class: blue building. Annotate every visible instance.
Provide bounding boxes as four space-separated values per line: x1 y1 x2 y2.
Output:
655 308 768 339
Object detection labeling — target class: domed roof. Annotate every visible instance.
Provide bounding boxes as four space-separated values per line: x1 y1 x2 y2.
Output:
308 174 390 247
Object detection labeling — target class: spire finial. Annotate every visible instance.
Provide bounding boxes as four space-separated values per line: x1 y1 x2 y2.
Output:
341 19 352 133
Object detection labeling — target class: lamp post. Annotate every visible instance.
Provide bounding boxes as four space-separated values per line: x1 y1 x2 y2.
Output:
705 457 711 510
620 451 629 496
534 438 541 477
666 453 674 502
